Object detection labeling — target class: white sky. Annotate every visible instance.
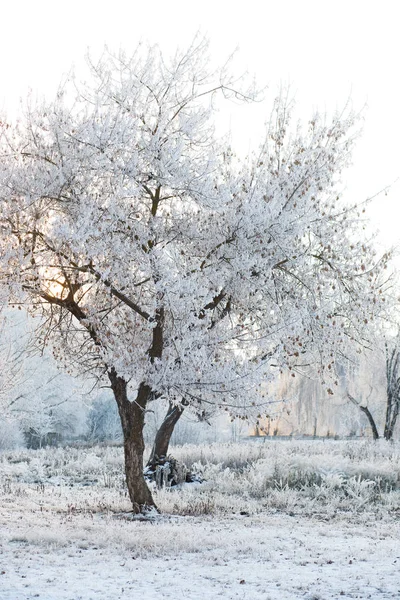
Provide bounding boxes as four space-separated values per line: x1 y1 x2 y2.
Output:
1 0 399 246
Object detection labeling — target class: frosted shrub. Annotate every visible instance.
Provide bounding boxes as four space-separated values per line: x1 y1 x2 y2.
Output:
345 476 380 507
170 439 400 514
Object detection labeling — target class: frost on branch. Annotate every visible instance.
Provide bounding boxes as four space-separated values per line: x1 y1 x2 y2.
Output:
0 39 391 510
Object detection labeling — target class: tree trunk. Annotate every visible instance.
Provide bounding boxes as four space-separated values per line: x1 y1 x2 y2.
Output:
384 402 399 440
359 405 380 440
147 401 185 466
384 344 400 440
347 393 380 440
108 369 156 513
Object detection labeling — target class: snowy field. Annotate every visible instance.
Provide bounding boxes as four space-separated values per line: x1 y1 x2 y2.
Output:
1 439 400 599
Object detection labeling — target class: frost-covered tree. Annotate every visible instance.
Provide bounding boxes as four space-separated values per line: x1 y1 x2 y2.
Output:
0 38 389 512
86 393 122 443
0 309 89 448
0 310 27 449
255 362 376 439
11 359 88 448
383 339 400 439
345 335 400 441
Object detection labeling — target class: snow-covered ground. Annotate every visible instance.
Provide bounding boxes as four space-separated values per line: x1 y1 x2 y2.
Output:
1 440 399 599
1 512 399 599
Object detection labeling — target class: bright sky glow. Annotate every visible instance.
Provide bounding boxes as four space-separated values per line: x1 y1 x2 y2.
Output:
1 0 399 246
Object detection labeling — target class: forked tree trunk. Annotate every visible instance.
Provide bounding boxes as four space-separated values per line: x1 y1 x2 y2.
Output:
147 401 185 466
108 369 156 513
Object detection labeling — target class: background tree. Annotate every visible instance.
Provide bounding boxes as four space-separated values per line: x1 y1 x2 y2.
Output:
0 308 89 448
346 334 400 440
0 309 27 449
383 339 400 439
86 393 122 444
0 38 389 512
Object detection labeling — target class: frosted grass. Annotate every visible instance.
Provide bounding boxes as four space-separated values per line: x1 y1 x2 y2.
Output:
1 438 399 519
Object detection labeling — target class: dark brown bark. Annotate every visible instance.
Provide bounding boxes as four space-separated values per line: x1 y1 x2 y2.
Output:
107 290 164 510
347 393 380 440
384 419 397 441
147 401 186 466
359 405 380 440
108 369 156 513
384 344 400 440
384 405 399 440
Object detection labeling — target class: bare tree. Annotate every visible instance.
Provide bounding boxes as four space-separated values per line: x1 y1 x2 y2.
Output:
344 334 400 440
383 340 400 439
347 391 380 440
